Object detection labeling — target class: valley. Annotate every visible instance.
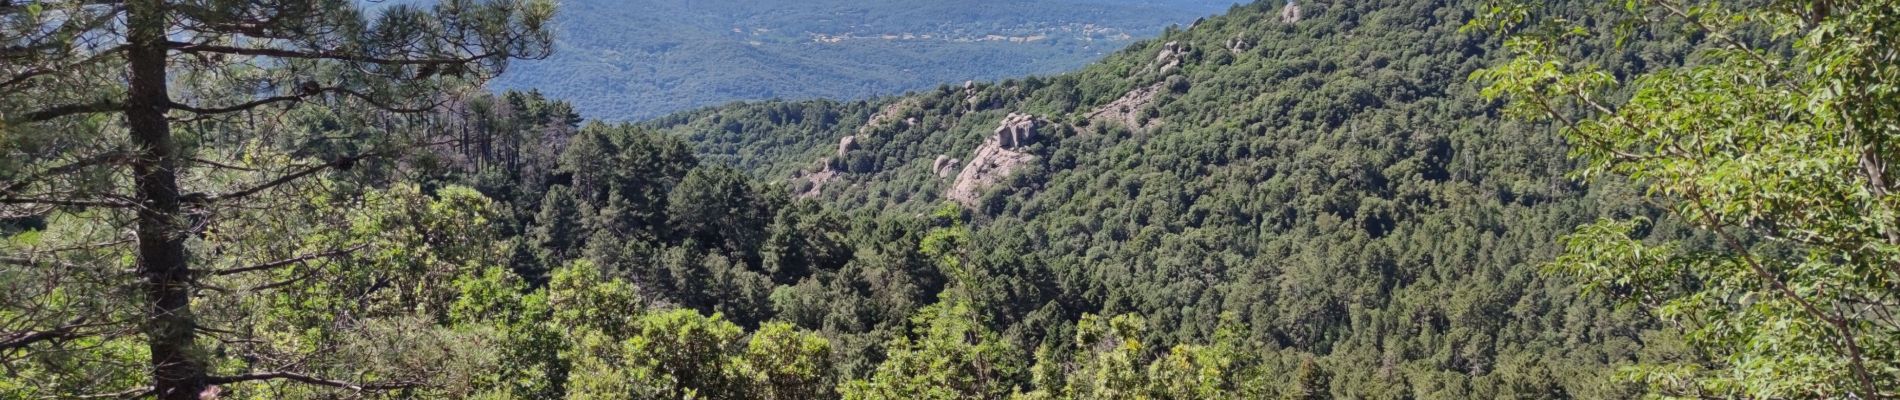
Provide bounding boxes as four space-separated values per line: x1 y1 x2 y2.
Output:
5 0 1897 398
485 0 1236 120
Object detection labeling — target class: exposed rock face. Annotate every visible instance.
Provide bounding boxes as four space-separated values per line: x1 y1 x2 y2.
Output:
1227 35 1253 54
1157 41 1185 62
1088 83 1164 130
932 155 961 177
994 112 1039 148
1154 41 1188 73
1281 1 1302 23
797 98 920 198
946 113 1044 205
863 98 919 131
794 158 841 199
837 135 858 157
946 145 1034 205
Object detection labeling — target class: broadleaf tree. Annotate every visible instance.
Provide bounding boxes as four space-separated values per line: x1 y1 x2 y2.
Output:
1472 0 1900 397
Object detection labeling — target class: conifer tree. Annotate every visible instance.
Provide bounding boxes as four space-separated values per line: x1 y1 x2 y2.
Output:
0 0 552 398
1284 356 1330 400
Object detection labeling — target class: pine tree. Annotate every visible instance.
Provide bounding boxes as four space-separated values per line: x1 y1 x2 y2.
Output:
1284 356 1329 400
532 184 585 269
841 300 1026 400
0 1 552 398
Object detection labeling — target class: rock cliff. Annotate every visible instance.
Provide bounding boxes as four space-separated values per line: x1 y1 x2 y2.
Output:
945 113 1043 205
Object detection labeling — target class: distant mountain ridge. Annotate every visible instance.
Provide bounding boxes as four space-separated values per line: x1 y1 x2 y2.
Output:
484 0 1236 120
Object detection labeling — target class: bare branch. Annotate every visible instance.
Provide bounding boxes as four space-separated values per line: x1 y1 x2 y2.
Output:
202 153 376 203
202 140 450 204
204 371 418 392
8 100 122 124
0 196 132 208
0 46 126 93
1 5 124 59
0 324 83 352
170 86 440 117
63 386 152 399
0 0 123 16
243 270 319 292
0 151 132 195
165 41 503 67
0 255 78 269
201 245 364 277
0 318 123 354
167 94 310 116
188 157 257 172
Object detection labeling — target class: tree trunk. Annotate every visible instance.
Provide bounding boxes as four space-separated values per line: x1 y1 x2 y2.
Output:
126 1 206 399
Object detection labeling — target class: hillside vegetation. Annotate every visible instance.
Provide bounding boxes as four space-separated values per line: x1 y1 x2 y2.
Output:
7 0 1898 398
640 0 1697 396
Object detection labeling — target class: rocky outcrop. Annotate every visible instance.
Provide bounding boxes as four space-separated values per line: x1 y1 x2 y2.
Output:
796 99 924 199
1227 35 1253 54
837 135 859 157
932 155 961 177
797 135 862 199
863 98 920 131
794 159 841 199
1281 1 1302 23
1088 83 1164 130
945 145 1034 205
994 112 1039 148
945 113 1044 205
1154 41 1188 73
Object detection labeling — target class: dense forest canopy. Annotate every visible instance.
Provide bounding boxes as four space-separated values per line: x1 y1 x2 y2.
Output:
3 0 1897 399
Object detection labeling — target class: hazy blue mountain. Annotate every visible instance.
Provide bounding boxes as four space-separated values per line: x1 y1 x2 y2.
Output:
485 0 1237 120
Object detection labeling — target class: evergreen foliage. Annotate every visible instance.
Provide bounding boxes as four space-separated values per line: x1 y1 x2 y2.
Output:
7 0 1897 398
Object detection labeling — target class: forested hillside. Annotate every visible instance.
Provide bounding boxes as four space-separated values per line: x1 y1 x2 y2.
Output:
7 0 1899 398
487 0 1234 120
639 0 1696 396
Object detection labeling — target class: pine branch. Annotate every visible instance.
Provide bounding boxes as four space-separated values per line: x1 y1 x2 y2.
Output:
0 326 80 352
165 41 504 66
8 100 121 124
0 0 123 16
0 46 124 93
170 86 441 117
199 140 451 204
0 151 132 195
0 196 132 208
0 318 100 353
200 153 380 203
